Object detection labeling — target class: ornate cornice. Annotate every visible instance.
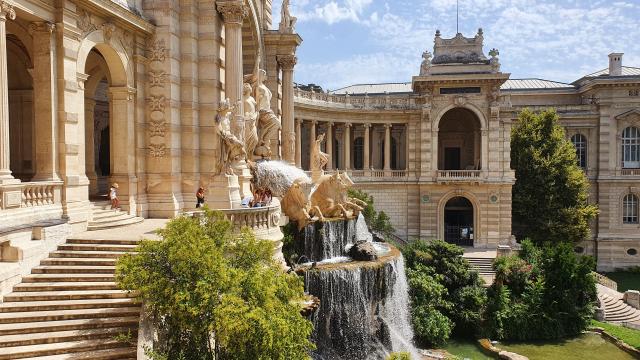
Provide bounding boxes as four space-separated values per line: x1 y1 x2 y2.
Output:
0 1 15 21
29 21 55 34
277 55 298 70
216 0 248 24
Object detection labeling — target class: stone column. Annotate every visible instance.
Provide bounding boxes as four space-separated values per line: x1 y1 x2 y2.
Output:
309 120 316 169
384 123 392 171
216 0 247 131
343 123 351 170
278 55 297 164
295 119 302 167
326 122 333 170
0 2 16 184
84 98 98 195
30 21 59 181
364 123 371 170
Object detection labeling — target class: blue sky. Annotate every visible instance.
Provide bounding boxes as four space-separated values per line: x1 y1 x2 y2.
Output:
271 0 640 91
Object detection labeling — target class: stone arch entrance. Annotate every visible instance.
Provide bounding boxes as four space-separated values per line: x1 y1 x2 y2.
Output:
77 31 136 214
437 107 484 171
443 196 474 246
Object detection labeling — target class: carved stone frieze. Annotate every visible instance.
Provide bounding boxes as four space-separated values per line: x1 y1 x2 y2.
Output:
149 143 167 158
149 71 167 87
149 118 166 137
102 22 116 41
77 9 97 36
216 1 248 24
277 55 297 70
28 22 55 34
147 38 166 63
148 95 166 112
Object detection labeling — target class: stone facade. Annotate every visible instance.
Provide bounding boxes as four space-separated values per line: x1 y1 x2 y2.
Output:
293 29 640 271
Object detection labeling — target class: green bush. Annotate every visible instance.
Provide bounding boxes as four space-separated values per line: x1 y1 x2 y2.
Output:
348 189 395 239
487 242 597 341
402 240 486 346
386 352 412 360
116 211 314 360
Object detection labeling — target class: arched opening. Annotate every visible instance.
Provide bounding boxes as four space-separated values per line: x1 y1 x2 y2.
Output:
353 137 364 169
84 50 112 197
7 33 34 181
444 196 474 246
438 108 482 170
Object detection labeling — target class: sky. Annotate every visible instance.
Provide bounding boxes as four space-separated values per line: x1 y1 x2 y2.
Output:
271 0 640 91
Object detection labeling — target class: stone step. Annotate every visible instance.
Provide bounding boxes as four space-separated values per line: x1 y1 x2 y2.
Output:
0 327 135 348
40 258 117 266
0 339 134 360
22 274 115 283
57 244 136 252
89 214 135 225
13 282 119 292
0 316 139 336
12 347 136 360
0 299 136 313
31 266 117 274
66 239 140 246
90 211 128 220
0 307 140 324
86 217 144 231
49 251 126 259
3 290 133 302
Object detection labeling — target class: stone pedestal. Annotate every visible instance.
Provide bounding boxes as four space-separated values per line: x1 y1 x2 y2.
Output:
232 161 252 200
207 174 241 209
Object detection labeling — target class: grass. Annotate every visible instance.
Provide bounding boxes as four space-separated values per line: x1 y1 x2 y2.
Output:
603 272 640 292
591 320 640 350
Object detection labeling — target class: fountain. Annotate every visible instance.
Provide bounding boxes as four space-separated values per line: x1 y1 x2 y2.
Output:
251 160 419 360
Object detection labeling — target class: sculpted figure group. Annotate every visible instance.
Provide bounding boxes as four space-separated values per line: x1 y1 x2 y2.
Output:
281 171 367 230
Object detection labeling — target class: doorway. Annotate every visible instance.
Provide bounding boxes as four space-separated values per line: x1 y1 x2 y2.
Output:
444 196 474 246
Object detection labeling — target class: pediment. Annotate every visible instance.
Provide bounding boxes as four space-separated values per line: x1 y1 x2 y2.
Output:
615 108 640 121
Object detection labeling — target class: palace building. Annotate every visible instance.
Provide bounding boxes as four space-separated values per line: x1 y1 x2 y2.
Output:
293 30 640 272
0 0 638 289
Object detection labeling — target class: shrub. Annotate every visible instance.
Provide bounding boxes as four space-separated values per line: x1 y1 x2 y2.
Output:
387 352 412 360
347 189 395 239
402 240 486 345
486 242 597 340
116 211 314 360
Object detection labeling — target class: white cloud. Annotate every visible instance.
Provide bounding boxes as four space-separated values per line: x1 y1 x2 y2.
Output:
275 0 374 25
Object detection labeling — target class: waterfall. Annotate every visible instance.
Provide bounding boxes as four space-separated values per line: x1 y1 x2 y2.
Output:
298 218 419 360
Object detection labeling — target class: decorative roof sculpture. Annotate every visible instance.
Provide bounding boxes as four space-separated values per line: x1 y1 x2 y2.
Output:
432 28 489 65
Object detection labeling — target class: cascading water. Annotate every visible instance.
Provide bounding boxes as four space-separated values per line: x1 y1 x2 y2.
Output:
295 216 420 360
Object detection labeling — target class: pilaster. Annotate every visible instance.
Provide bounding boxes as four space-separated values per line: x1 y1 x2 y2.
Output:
0 2 16 184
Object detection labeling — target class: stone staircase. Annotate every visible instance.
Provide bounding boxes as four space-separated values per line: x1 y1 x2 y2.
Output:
464 257 496 285
597 284 640 325
88 201 143 231
0 236 141 359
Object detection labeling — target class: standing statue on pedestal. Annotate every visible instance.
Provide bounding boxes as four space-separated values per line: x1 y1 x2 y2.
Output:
243 83 259 158
215 99 246 175
312 132 328 165
255 69 281 159
279 0 297 33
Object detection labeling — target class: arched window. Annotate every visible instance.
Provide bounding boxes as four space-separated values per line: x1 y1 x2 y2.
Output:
571 134 587 169
353 137 364 169
623 194 639 224
622 127 640 168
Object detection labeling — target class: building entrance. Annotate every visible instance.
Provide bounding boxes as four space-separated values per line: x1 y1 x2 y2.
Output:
444 196 474 246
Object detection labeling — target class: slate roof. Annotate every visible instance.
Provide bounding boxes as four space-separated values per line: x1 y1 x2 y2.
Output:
501 79 575 91
330 83 412 95
582 66 640 78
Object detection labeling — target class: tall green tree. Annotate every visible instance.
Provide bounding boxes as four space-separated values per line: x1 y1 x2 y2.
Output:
116 211 314 360
511 108 598 244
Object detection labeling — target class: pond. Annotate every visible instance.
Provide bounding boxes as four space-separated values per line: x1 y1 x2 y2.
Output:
444 333 635 360
498 332 636 360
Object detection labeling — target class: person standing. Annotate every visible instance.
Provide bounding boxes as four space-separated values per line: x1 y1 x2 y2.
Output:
110 183 120 210
196 187 206 208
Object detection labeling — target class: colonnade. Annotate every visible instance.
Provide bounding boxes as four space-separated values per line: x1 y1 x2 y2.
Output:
294 119 406 172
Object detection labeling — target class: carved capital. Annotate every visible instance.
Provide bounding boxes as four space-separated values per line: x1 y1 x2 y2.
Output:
216 1 248 24
76 72 90 90
0 1 15 21
29 21 55 34
277 55 298 70
363 123 371 129
384 123 393 129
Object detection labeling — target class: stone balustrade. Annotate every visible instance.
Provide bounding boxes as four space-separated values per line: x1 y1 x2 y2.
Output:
305 169 414 182
437 170 482 182
294 88 419 110
594 272 618 291
617 169 640 176
0 181 62 210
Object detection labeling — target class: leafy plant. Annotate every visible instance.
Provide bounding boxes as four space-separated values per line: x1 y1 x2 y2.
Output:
402 240 486 346
511 108 598 245
348 189 395 239
387 351 412 360
116 210 314 360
